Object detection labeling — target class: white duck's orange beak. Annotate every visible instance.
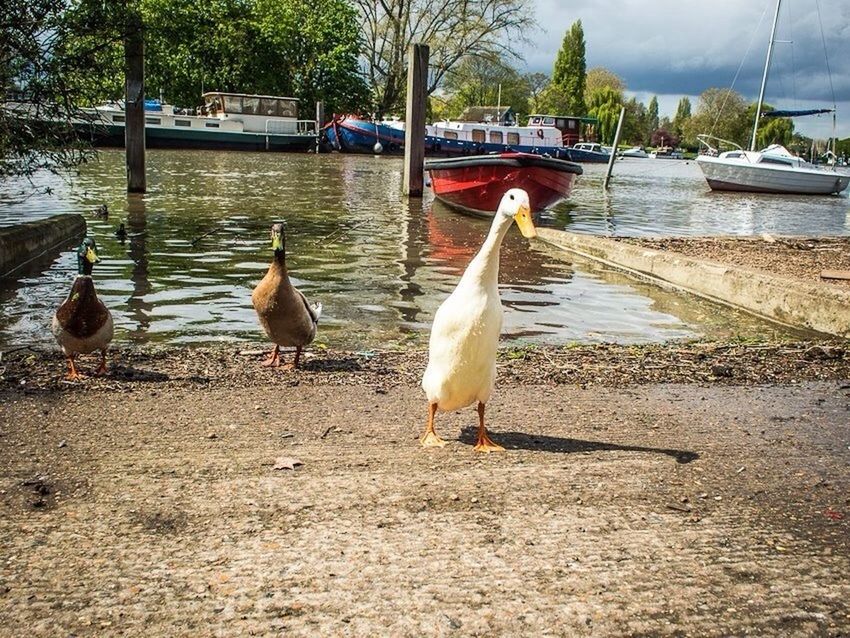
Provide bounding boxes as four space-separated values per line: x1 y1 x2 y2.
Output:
514 203 536 238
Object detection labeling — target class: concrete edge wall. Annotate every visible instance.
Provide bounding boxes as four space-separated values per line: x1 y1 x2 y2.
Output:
0 215 87 278
536 228 850 339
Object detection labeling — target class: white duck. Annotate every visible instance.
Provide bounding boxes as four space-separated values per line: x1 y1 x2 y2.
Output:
420 188 536 452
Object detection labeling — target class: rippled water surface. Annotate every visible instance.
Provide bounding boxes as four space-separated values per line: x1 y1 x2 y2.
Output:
2 150 843 348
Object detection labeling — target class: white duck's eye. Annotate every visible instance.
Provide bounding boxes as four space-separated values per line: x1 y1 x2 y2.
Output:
509 194 515 200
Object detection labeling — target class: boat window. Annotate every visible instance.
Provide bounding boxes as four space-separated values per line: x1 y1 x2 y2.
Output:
760 156 794 166
279 99 297 118
260 98 278 116
490 131 503 144
471 129 485 143
242 97 260 115
556 119 566 129
567 119 577 129
443 130 458 140
112 114 125 123
145 117 161 125
205 121 220 128
543 117 555 126
529 117 540 125
175 119 191 127
223 95 242 113
507 132 519 145
726 152 742 158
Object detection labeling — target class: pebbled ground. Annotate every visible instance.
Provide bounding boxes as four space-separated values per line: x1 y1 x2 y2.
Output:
0 349 848 636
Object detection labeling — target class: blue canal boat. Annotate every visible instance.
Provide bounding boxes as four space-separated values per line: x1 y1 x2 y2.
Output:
322 115 406 154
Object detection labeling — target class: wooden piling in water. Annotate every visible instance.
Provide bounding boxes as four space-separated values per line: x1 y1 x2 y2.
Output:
124 14 146 193
315 101 325 152
403 43 429 197
604 107 626 190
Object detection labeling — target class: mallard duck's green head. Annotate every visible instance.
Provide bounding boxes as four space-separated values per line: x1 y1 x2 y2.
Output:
77 237 100 275
270 222 286 258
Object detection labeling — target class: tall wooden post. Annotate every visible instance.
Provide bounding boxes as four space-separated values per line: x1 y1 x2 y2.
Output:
403 43 429 197
124 13 146 193
315 101 324 152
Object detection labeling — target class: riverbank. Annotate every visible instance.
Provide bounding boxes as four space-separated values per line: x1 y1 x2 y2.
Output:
620 236 850 291
1 343 848 636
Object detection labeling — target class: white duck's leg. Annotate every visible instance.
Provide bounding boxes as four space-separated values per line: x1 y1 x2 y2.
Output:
261 345 281 367
420 402 446 447
95 348 108 376
474 402 504 452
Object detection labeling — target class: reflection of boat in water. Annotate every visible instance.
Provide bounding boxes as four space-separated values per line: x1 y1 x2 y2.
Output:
425 153 582 217
7 92 317 152
695 0 850 195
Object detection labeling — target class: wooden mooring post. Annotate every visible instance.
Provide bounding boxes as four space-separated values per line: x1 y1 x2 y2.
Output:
315 101 325 152
124 13 146 193
403 43 429 197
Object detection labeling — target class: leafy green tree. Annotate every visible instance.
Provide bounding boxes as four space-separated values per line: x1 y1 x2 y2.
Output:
647 95 659 139
622 97 648 146
746 103 794 149
524 72 549 115
672 96 691 136
1 0 113 178
442 54 530 122
542 20 586 115
586 86 622 144
355 0 534 115
682 87 750 149
586 67 623 96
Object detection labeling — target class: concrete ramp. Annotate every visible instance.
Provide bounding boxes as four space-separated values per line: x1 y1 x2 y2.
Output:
537 228 850 339
0 215 87 278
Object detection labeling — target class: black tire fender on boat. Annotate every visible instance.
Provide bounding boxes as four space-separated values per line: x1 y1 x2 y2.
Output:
536 128 544 139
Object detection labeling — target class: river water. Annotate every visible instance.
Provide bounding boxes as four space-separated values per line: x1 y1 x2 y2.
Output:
1 150 847 349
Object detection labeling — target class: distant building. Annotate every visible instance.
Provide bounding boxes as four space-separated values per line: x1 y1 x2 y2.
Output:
457 106 515 126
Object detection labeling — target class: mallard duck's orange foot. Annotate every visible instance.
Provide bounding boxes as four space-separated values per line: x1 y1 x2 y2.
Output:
474 435 505 453
94 363 108 376
420 430 447 447
261 354 281 367
66 370 85 381
280 362 297 371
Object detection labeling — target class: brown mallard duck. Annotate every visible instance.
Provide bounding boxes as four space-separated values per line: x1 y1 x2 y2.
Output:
52 237 114 380
251 222 321 369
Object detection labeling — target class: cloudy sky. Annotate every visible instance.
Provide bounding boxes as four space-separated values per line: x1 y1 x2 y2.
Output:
518 0 850 139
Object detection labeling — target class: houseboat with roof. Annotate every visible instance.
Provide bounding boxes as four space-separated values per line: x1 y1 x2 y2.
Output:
76 92 317 151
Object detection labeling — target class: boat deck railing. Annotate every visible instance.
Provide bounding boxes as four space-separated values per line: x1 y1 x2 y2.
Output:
265 119 317 136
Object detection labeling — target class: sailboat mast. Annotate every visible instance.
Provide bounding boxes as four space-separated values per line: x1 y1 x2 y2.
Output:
750 0 782 151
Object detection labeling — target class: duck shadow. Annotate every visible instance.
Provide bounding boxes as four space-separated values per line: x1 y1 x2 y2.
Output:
301 356 364 373
459 428 699 464
109 364 175 383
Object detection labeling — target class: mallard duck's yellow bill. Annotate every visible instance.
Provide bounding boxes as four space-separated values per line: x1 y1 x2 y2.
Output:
514 204 536 238
85 247 99 263
271 236 283 250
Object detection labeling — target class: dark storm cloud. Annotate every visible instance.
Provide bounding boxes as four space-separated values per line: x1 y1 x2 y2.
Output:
522 0 850 106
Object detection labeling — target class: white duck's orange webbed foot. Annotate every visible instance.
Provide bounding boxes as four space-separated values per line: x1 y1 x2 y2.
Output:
474 432 505 453
420 430 447 447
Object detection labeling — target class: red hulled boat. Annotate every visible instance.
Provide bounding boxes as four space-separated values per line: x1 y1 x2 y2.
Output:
425 152 582 216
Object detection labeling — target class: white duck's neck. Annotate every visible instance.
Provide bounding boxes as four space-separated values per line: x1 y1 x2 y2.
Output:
462 213 513 290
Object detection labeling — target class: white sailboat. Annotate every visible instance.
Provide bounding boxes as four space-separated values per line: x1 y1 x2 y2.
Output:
696 0 850 195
